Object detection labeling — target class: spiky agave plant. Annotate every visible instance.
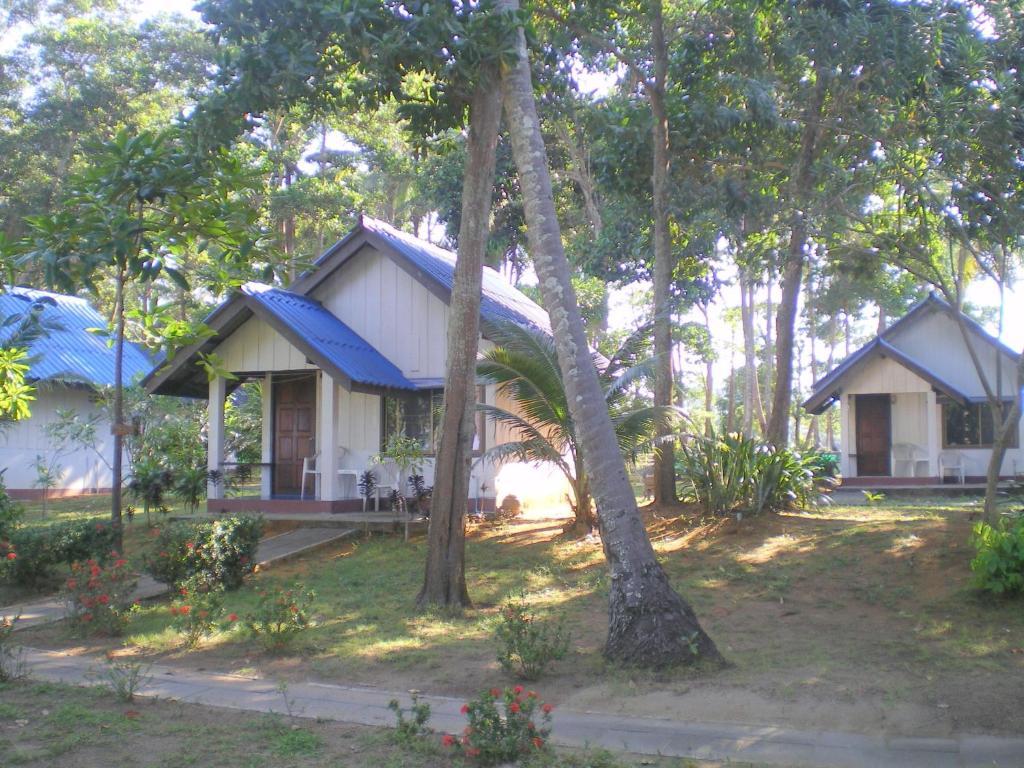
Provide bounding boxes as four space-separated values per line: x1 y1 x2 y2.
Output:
477 321 677 532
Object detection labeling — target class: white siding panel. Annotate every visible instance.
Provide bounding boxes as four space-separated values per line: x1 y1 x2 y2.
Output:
844 356 931 395
214 316 312 373
0 387 116 491
312 246 451 379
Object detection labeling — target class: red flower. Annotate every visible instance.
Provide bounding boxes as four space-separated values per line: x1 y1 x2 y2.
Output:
542 703 553 714
179 605 191 615
114 559 127 568
466 747 481 758
5 552 14 560
460 704 470 715
509 702 521 714
227 613 238 622
170 606 178 615
82 597 95 609
532 737 544 749
98 594 110 605
441 734 455 747
289 604 298 613
490 688 501 698
513 685 524 695
66 579 77 589
198 610 209 619
81 613 93 622
90 565 101 577
180 588 189 596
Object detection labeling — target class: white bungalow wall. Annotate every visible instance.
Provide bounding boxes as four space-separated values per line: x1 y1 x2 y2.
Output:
839 352 1024 479
0 386 115 493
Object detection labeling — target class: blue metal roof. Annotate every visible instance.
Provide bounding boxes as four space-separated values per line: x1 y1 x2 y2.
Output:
241 283 416 391
361 217 552 333
0 286 151 388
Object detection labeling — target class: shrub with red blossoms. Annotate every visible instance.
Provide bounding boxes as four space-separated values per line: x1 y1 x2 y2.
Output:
169 574 226 648
440 685 553 765
62 556 137 636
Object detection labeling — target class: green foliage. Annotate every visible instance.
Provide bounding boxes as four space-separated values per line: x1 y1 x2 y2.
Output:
479 321 675 524
96 657 151 703
0 613 27 682
442 686 553 765
127 460 174 523
0 473 23 542
0 347 33 421
169 574 226 647
677 428 828 516
244 582 316 652
174 466 211 516
388 693 433 745
62 556 138 636
494 595 570 681
4 520 120 588
144 516 263 590
970 516 1024 595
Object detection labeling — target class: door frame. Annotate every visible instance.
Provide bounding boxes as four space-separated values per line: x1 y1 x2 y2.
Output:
855 393 892 477
271 371 318 497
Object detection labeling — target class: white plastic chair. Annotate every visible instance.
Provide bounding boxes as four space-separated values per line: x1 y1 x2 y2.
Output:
300 451 321 500
335 447 360 499
892 443 927 478
939 451 965 484
364 460 399 513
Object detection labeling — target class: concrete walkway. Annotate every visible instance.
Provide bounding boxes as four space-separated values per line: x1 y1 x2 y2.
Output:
19 646 1024 768
1 527 356 630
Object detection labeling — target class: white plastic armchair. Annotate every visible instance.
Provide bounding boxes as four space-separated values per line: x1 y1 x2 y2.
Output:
892 443 927 478
939 451 965 484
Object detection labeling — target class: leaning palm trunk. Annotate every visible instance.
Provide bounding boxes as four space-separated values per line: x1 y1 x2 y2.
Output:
417 76 502 609
498 1 722 668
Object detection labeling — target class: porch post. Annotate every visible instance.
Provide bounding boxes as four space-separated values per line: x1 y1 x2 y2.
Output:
839 394 852 477
208 375 227 500
925 390 939 478
261 374 273 499
319 372 339 501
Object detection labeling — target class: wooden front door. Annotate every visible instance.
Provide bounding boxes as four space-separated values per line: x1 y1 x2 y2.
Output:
855 394 891 476
273 374 316 496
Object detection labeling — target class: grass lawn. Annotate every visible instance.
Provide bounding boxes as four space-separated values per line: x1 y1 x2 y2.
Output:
0 680 747 768
14 495 1024 739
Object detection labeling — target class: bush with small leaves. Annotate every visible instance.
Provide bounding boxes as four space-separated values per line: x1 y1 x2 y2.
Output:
97 654 151 702
388 692 432 745
144 515 263 590
4 520 120 588
244 583 315 652
494 595 570 680
169 575 227 647
441 685 553 765
62 556 138 636
970 515 1024 595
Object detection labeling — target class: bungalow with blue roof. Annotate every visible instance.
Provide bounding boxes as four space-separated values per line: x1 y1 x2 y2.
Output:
145 217 553 514
803 293 1024 486
0 287 151 497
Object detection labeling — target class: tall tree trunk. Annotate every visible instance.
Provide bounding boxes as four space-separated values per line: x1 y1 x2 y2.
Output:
649 0 678 505
701 305 714 436
417 76 502 610
111 267 126 549
740 272 766 437
726 324 737 433
766 71 827 447
499 2 722 667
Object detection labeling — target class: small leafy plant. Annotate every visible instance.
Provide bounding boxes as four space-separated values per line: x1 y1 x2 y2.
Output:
970 515 1024 595
169 575 227 647
144 515 263 590
245 583 316 652
862 490 887 506
494 595 570 680
358 470 378 502
0 613 27 682
97 655 151 702
62 555 138 636
441 685 553 765
388 692 433 745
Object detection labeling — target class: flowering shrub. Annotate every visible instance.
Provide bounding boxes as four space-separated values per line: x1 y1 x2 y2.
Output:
3 519 120 587
62 555 138 636
441 686 553 765
145 515 263 590
494 595 570 680
244 583 315 652
169 575 228 647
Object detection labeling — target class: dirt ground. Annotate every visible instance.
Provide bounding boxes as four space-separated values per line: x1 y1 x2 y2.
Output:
16 498 1024 740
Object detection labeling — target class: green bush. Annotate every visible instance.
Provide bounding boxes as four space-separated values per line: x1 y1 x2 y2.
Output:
144 515 263 590
970 516 1024 595
0 473 22 542
677 428 830 516
169 574 227 647
62 556 137 636
494 595 570 680
4 520 120 588
441 686 553 765
244 582 315 652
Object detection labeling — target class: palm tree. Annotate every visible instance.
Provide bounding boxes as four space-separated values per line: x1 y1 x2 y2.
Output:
478 321 675 533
